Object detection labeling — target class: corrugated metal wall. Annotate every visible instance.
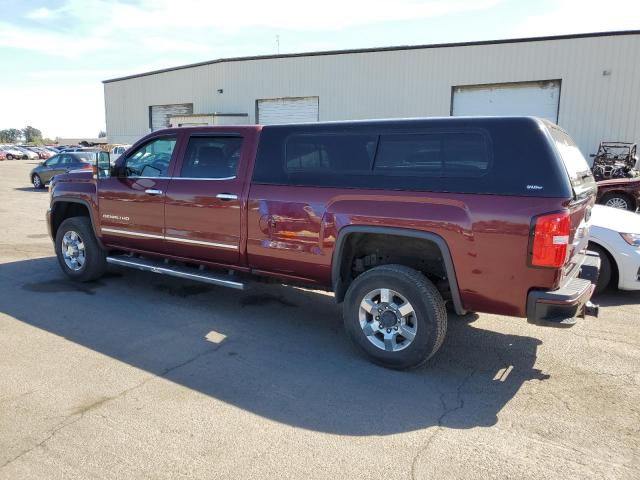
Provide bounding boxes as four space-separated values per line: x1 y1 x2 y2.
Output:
104 33 640 157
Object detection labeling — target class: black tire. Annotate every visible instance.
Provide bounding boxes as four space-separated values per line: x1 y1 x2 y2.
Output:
55 216 107 282
600 192 635 211
32 174 44 189
590 244 612 295
343 264 447 370
6 154 13 160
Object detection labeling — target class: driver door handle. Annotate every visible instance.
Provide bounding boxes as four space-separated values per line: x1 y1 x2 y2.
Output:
145 189 163 195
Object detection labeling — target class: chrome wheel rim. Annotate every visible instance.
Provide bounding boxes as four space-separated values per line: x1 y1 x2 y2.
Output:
605 197 629 210
61 230 86 271
358 288 417 352
33 175 41 188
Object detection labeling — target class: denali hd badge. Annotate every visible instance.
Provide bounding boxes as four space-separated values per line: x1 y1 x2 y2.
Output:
102 213 130 221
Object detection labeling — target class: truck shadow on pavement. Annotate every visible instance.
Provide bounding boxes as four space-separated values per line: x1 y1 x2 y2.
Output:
593 288 640 307
2 257 553 436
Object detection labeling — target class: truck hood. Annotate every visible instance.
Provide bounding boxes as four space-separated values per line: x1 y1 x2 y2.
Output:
591 204 640 233
52 169 94 183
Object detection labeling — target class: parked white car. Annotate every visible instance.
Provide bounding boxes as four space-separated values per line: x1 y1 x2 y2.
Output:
1 145 26 160
589 205 640 293
15 146 39 160
110 144 131 164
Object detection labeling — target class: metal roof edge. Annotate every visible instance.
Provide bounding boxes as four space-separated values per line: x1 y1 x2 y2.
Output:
103 29 640 84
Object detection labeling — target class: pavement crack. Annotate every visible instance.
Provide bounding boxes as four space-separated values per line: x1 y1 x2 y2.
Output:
411 367 477 479
0 414 83 471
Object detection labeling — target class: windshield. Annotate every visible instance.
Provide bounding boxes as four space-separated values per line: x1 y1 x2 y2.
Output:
550 128 596 199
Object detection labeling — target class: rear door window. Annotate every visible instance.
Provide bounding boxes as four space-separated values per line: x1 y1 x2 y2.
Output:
180 136 243 179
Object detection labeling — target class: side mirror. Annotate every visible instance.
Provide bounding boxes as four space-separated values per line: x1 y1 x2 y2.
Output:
96 151 111 179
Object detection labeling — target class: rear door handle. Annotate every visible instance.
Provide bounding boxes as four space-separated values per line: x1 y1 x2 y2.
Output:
216 193 238 201
145 189 163 195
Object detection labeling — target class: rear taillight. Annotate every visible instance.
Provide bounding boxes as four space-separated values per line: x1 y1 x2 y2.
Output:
530 211 570 268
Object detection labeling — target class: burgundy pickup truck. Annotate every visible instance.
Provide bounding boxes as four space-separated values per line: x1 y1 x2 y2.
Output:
47 117 600 369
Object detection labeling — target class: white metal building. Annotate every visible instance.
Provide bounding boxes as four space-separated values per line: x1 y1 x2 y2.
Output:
103 30 640 158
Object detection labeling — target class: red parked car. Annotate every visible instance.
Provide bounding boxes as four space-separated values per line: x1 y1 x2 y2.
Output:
596 177 640 211
0 150 6 161
46 117 599 369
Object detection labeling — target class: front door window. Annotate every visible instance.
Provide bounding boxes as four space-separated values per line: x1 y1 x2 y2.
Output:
124 137 176 178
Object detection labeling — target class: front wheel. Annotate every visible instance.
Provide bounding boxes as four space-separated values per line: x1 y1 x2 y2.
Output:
343 264 447 369
32 174 43 189
590 244 613 295
601 192 635 211
55 216 107 282
6 154 13 160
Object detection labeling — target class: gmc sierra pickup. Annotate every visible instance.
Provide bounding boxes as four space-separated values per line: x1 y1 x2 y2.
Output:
47 117 600 369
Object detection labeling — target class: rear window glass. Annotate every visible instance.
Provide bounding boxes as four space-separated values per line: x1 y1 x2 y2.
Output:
71 152 97 164
549 127 595 196
374 133 489 177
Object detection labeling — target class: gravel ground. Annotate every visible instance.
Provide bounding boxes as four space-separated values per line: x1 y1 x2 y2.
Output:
0 159 639 479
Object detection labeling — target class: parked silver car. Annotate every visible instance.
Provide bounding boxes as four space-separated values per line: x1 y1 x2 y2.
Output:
29 151 97 188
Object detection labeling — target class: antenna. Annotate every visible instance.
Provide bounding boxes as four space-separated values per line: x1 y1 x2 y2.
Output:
276 34 280 54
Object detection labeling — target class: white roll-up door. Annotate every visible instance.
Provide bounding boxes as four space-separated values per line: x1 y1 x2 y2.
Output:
149 103 193 131
257 97 319 125
452 80 561 123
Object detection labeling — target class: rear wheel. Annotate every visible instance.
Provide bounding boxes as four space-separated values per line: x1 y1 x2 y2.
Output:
343 264 447 369
55 217 107 282
601 192 635 211
6 154 13 160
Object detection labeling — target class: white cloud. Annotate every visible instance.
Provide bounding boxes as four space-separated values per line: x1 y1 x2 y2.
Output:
0 83 105 138
2 0 506 58
511 0 640 37
0 21 109 58
25 7 57 20
107 0 505 31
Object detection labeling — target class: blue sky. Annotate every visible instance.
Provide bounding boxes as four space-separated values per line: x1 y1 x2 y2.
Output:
0 0 638 139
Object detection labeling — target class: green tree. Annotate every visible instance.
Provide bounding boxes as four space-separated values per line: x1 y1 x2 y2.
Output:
0 128 22 143
22 126 42 143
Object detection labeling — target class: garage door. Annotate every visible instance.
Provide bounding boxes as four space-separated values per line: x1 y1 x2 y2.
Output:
257 97 319 125
451 80 560 123
149 103 193 131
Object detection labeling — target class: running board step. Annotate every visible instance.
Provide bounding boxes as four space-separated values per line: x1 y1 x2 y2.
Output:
106 255 245 290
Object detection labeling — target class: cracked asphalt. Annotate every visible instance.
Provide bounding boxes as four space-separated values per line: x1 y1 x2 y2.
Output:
1 160 639 479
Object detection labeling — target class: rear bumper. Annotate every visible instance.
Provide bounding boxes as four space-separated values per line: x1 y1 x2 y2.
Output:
527 251 600 327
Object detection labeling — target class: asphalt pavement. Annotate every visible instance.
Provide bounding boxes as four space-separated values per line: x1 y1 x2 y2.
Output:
0 160 638 479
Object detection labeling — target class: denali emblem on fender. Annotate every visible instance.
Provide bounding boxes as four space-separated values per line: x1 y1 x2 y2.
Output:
527 185 543 190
